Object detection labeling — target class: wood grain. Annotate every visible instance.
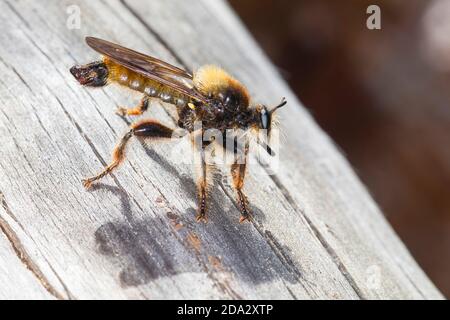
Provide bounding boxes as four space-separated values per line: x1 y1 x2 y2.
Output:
0 0 442 299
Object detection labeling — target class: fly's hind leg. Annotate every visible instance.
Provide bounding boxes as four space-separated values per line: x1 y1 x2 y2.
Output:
82 119 174 189
230 141 251 223
82 129 133 189
115 95 149 117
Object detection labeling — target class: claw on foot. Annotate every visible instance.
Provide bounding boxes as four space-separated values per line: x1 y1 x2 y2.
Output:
115 107 127 116
196 214 207 223
82 178 94 189
239 215 250 223
116 106 142 116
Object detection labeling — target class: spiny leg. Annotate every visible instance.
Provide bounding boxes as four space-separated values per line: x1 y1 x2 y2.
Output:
197 155 208 222
115 95 149 116
82 129 132 189
192 134 214 223
82 119 174 189
230 141 251 223
196 142 213 223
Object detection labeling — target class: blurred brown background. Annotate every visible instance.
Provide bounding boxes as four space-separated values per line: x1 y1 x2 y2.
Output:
229 0 450 297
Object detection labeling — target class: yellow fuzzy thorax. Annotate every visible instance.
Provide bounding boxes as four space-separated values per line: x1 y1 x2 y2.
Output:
193 65 249 101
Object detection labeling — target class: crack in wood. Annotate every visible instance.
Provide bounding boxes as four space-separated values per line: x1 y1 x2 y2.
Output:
267 174 366 299
4 0 31 30
0 55 34 94
286 285 298 299
0 191 65 300
216 179 315 297
44 257 75 300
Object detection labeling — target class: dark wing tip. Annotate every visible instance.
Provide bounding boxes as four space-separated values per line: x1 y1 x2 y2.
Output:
85 36 100 42
85 36 106 49
85 36 95 45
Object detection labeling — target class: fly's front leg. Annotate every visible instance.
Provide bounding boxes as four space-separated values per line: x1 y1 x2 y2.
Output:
82 119 174 189
115 95 149 116
230 141 251 223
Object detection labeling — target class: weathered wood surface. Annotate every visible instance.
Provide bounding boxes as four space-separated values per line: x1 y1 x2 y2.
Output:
0 0 442 299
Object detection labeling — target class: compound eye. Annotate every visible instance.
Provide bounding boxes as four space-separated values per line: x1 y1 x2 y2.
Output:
260 108 269 129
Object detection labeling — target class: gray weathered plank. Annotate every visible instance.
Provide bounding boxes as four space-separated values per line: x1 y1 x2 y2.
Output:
0 0 442 299
0 196 55 299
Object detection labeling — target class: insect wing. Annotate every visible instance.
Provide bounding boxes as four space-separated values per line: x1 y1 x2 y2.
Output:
86 37 207 103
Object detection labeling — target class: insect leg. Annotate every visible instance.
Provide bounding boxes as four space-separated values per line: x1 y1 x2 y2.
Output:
82 119 174 189
196 143 213 223
191 132 214 223
230 141 251 223
116 95 149 116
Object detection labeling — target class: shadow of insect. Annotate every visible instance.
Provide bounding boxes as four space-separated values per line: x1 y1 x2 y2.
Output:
92 183 301 289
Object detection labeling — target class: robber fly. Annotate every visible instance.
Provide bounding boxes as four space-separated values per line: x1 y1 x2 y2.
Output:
70 37 286 223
